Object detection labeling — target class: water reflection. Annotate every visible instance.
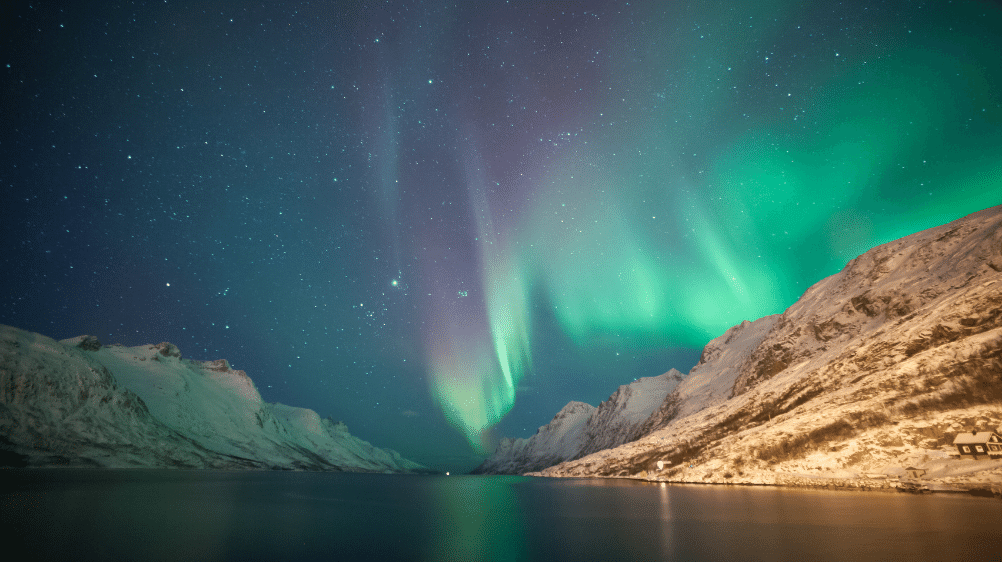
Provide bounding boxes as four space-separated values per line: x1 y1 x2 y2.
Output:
4 470 1002 561
424 475 528 561
658 483 675 555
649 483 1002 561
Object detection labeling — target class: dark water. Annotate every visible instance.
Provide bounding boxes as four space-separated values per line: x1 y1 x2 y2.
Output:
3 470 1001 562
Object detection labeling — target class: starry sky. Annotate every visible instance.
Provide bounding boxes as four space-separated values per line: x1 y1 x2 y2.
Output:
3 0 1001 472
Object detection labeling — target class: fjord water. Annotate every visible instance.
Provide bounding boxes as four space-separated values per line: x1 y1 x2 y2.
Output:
3 470 1001 561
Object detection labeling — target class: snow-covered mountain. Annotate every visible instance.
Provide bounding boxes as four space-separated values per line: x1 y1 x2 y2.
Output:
0 326 428 472
472 401 596 474
527 205 1002 490
472 370 683 474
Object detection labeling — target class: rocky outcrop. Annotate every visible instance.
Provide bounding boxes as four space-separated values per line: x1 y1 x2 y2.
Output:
71 335 102 352
0 325 428 472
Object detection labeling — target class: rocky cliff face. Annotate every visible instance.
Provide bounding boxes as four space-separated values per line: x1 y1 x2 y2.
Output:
0 325 428 472
531 205 1002 485
472 370 683 474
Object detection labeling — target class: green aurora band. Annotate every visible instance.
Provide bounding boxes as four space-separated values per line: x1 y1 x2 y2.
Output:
421 1 1002 449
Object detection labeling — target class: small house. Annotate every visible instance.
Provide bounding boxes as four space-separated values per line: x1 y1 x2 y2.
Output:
953 430 1002 459
905 467 926 479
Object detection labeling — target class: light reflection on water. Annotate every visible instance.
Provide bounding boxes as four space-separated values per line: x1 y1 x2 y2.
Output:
2 470 1001 561
425 473 528 561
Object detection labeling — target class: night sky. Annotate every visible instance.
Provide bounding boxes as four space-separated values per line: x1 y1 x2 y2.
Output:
3 1 1001 472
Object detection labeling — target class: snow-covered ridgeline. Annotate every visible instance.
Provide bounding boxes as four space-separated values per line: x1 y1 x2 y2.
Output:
473 370 683 474
0 326 427 472
503 205 1002 488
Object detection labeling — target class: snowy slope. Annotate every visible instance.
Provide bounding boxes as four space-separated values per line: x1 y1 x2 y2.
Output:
473 370 684 474
472 401 596 474
577 369 685 456
637 318 779 437
532 205 1002 491
0 326 427 472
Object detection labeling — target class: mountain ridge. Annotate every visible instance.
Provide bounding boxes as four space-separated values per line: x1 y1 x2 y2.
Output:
513 205 1002 491
473 369 684 474
0 326 429 472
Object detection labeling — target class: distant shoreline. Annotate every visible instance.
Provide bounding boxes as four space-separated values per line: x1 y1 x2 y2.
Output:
524 471 1002 499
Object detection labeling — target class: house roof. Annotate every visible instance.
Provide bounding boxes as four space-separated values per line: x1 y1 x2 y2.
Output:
953 431 996 445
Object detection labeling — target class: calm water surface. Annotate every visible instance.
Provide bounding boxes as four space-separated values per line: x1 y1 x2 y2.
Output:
2 469 1001 561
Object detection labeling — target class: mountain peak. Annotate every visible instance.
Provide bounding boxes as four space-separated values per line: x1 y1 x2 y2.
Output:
473 368 686 474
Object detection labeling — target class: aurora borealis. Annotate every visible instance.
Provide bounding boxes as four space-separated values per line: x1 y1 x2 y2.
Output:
3 0 1001 470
